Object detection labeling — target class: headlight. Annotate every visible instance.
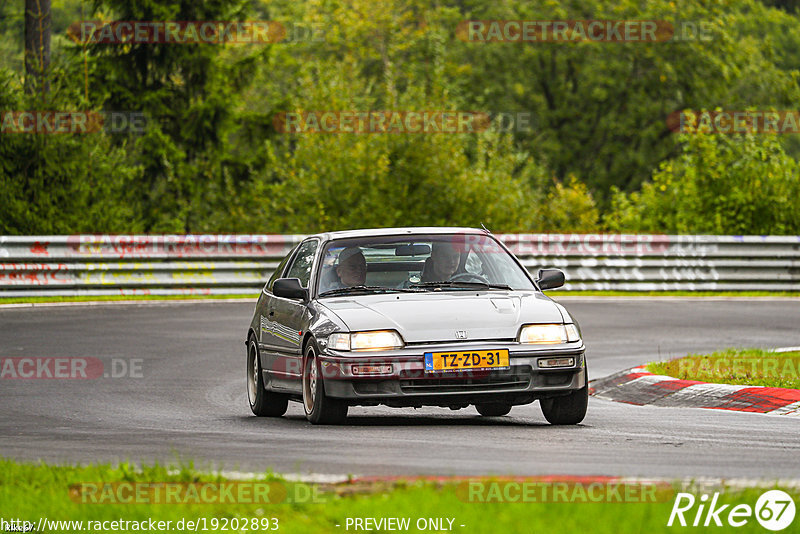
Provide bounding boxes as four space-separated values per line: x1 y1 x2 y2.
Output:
518 324 581 344
327 330 404 351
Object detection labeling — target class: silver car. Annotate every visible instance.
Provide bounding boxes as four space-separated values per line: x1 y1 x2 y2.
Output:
246 227 587 425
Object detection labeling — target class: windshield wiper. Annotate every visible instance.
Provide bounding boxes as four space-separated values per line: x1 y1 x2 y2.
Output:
318 285 424 297
408 281 513 291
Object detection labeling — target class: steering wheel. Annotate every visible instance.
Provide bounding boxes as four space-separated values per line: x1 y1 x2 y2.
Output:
449 272 489 284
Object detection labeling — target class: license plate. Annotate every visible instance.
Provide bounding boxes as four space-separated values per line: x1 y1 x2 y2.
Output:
424 349 510 373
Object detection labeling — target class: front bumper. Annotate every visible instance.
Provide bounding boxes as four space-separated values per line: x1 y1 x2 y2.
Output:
317 341 586 408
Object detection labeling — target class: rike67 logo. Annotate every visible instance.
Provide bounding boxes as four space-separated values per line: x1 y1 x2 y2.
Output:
668 490 796 531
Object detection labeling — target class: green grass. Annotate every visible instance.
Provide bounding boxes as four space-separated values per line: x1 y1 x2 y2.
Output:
1 459 797 533
0 294 257 305
647 348 800 389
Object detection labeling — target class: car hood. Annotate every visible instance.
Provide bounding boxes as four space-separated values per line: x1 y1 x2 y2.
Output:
319 291 564 343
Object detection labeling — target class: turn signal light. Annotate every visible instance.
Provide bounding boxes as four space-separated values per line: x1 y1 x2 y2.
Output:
351 364 394 375
538 357 575 368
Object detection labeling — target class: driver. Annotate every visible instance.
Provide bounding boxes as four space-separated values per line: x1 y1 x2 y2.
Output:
422 242 461 282
335 247 367 287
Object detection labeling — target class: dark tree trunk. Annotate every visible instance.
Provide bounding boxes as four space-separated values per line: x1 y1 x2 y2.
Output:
24 0 51 99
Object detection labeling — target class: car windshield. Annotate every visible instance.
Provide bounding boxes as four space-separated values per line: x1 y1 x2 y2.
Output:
316 233 535 296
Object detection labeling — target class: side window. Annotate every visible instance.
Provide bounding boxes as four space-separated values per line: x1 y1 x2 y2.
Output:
266 246 296 292
284 240 319 288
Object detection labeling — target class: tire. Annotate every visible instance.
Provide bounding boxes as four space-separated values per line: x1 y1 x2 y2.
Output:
540 384 588 425
247 337 289 417
302 342 348 425
475 403 512 417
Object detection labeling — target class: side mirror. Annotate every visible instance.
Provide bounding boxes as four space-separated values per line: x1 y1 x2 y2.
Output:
536 268 565 290
273 278 308 300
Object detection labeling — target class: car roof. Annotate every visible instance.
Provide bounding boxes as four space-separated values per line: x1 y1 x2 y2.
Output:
308 227 492 242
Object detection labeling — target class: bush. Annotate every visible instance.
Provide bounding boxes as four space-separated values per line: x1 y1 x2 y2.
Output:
539 176 600 233
256 129 550 234
605 129 800 234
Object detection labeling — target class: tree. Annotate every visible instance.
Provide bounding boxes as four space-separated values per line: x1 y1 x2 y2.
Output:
446 0 800 201
604 127 800 235
88 0 254 232
23 0 50 99
0 67 143 234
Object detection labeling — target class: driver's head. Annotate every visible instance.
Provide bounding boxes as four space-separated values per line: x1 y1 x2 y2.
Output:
431 242 460 279
336 247 367 286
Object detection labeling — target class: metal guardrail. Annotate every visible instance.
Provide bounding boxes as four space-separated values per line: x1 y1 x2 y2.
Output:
497 234 800 291
1 234 799 297
0 235 304 297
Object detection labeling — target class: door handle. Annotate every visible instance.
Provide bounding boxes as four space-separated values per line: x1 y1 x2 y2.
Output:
268 309 275 317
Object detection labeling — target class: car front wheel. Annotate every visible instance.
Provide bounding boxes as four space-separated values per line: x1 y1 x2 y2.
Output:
540 383 588 425
303 342 348 425
247 338 289 417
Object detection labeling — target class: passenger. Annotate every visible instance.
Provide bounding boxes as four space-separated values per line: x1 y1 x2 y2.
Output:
422 242 461 282
335 246 367 287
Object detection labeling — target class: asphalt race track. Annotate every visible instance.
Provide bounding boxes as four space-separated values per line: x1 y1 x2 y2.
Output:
1 298 799 479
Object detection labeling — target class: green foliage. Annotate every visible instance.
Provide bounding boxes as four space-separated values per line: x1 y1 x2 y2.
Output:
539 176 600 233
257 131 548 233
0 64 143 234
605 130 800 234
1 0 800 235
87 0 255 232
449 0 800 198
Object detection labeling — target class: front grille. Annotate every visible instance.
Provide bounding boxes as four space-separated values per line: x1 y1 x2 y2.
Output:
397 365 532 393
404 339 516 347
